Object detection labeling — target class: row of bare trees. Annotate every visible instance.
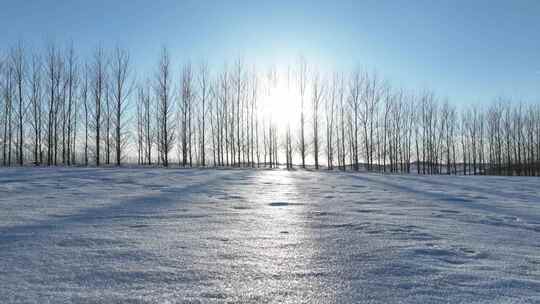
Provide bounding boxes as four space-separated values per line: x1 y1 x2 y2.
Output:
0 43 133 168
1 44 539 176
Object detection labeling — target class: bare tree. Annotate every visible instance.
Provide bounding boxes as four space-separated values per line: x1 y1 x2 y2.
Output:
11 44 26 165
81 63 90 166
64 44 78 166
325 73 338 170
180 63 193 167
336 73 346 170
91 47 106 166
361 72 383 171
311 71 324 170
45 44 62 166
110 47 133 166
249 68 258 167
233 59 245 166
104 81 111 165
136 89 143 165
297 57 307 169
218 68 230 166
137 82 153 165
2 57 14 166
348 70 363 171
155 47 174 167
29 53 43 165
198 63 209 167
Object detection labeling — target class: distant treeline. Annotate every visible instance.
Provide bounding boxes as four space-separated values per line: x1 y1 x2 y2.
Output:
1 43 539 176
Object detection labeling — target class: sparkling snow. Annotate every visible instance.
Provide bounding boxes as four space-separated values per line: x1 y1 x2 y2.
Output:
0 168 539 303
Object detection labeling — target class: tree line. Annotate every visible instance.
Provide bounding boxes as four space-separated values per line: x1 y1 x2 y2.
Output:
1 43 539 176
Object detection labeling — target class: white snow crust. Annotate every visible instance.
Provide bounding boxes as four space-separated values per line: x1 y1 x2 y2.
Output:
0 168 539 303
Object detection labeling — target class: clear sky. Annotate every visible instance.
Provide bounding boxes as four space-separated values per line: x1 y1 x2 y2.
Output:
2 0 539 105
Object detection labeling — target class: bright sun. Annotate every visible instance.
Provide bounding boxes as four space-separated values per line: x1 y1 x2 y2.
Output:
260 80 300 130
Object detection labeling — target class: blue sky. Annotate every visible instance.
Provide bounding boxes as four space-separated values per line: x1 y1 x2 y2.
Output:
2 0 539 104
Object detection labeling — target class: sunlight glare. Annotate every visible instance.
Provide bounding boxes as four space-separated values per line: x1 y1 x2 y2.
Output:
260 77 300 130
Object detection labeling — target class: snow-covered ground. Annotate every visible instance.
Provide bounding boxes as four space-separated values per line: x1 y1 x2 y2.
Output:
0 167 539 303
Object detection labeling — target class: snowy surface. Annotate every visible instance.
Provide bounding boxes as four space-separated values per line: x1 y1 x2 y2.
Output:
0 168 539 303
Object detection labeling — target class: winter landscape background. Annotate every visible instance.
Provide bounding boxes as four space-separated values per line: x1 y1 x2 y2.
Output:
1 1 540 303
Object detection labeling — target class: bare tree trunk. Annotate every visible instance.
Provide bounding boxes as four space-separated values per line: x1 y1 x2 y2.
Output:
82 64 89 166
